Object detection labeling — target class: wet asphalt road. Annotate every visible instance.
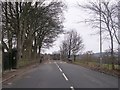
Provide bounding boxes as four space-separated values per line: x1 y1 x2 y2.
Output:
3 60 118 89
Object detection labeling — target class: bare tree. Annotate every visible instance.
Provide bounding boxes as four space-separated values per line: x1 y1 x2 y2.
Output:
78 0 119 69
60 40 69 61
60 30 84 61
70 30 84 61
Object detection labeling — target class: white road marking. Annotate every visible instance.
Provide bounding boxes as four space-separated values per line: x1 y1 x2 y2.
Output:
7 83 12 85
59 68 63 72
62 73 68 81
56 63 63 72
70 86 74 90
1 75 16 83
55 62 68 81
55 63 59 68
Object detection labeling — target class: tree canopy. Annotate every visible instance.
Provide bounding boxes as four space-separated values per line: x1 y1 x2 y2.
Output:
2 1 66 67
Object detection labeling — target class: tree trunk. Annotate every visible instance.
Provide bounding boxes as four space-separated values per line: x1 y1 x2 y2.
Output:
2 30 4 72
110 36 115 70
16 2 21 68
68 35 72 59
38 42 42 56
106 18 115 70
73 55 76 62
34 37 37 60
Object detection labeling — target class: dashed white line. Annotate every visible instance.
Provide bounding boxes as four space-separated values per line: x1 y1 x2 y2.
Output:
56 63 62 72
55 62 69 81
55 63 59 68
62 73 68 81
7 82 12 85
59 68 63 72
70 86 74 90
55 63 63 72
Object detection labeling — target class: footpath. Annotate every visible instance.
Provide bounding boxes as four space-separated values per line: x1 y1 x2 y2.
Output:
2 60 48 84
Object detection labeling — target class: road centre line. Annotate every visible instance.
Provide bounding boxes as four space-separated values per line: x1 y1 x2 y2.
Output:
62 73 68 81
55 62 69 81
59 68 63 72
55 63 62 71
55 63 59 68
55 63 63 72
70 86 74 90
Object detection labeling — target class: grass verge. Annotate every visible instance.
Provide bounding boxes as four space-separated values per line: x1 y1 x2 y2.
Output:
73 60 120 77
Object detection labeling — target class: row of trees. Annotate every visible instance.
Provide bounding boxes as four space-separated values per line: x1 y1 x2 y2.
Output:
79 0 120 69
1 1 65 68
60 30 84 61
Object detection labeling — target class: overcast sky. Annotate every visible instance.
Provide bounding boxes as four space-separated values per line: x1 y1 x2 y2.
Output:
44 0 118 54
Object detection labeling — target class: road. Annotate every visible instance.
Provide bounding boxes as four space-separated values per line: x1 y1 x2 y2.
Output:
3 60 118 89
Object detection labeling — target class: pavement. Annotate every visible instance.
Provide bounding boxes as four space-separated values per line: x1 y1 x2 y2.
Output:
2 63 40 83
2 60 119 89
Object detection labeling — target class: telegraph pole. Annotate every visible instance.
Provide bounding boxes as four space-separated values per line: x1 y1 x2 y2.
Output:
118 1 120 73
99 0 102 68
118 2 120 90
0 2 2 90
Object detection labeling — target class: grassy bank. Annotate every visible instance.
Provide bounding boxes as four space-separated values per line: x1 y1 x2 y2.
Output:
18 59 40 68
73 60 120 77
